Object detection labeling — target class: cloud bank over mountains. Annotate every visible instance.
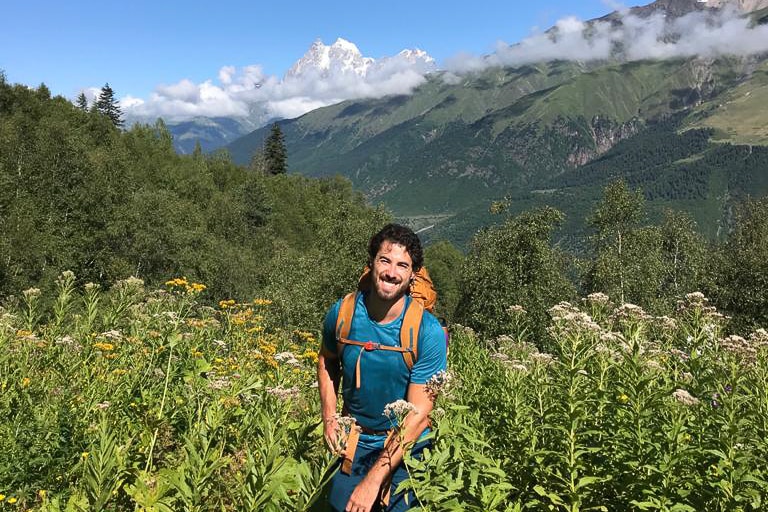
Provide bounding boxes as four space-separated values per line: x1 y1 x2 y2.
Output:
121 3 768 124
447 4 768 73
123 38 435 124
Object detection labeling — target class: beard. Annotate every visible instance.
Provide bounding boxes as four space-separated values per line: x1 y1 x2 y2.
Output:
372 274 411 302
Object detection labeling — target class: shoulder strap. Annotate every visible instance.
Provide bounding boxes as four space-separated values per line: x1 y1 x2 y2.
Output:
336 291 357 343
400 298 424 371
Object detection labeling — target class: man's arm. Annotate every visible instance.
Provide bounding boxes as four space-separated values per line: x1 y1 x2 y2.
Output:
317 345 342 453
344 382 434 512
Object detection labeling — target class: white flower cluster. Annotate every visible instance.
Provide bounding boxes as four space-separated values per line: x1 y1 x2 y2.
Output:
548 302 601 333
383 399 419 422
672 388 699 406
425 370 454 400
612 303 651 322
266 385 300 400
274 351 301 366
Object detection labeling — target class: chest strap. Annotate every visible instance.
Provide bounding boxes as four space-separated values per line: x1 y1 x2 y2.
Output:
338 338 413 389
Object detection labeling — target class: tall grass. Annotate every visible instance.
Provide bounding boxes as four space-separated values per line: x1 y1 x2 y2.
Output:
1 276 767 510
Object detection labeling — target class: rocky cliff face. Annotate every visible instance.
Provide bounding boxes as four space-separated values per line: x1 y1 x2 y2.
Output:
565 117 643 166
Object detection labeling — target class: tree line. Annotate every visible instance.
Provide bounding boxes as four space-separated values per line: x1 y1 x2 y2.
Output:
0 74 385 329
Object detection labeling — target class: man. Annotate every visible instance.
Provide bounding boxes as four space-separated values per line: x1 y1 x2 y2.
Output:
318 223 448 512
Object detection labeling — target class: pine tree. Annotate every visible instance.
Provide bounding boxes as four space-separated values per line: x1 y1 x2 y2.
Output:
95 83 124 128
263 122 287 174
75 92 88 111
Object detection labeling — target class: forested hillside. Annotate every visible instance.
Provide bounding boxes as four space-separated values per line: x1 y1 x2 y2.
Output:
0 74 388 328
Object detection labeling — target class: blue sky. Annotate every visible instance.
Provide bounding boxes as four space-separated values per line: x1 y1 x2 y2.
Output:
2 0 611 100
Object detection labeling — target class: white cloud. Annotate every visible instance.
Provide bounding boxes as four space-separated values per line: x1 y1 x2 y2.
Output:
218 65 235 85
122 42 435 124
447 5 768 72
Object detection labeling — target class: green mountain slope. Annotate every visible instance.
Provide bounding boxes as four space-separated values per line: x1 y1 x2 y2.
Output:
227 51 768 245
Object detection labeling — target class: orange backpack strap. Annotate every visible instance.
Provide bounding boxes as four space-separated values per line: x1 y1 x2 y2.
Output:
400 298 424 371
335 292 358 344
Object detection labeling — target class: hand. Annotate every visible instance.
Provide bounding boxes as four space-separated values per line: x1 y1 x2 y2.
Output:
323 416 342 454
345 477 381 512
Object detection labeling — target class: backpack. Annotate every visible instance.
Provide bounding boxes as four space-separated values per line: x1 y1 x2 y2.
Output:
334 267 448 389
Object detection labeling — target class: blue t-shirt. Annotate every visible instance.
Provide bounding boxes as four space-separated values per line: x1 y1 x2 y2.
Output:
322 292 448 434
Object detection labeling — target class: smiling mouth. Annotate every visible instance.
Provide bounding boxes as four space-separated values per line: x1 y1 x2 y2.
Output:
379 279 400 291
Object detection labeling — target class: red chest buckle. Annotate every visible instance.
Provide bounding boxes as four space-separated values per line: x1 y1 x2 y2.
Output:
364 341 376 351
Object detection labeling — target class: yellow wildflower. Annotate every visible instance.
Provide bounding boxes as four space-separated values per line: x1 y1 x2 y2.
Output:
21 377 31 388
0 494 5 501
253 298 273 306
218 299 236 309
618 394 629 404
165 277 189 288
38 489 47 500
8 497 17 504
301 349 319 364
187 282 206 293
81 452 89 459
94 342 114 351
294 330 317 343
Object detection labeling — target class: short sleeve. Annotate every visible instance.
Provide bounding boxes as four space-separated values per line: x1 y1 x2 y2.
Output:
409 312 448 384
321 299 341 355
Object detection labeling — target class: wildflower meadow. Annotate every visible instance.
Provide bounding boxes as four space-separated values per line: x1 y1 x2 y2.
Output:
1 273 768 511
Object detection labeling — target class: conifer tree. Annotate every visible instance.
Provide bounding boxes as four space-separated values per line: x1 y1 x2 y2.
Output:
75 92 88 111
263 122 287 174
95 83 123 128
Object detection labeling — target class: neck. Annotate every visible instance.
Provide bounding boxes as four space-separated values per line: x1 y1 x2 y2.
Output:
365 292 407 324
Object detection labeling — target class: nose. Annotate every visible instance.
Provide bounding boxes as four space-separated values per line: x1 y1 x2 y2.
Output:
380 262 398 280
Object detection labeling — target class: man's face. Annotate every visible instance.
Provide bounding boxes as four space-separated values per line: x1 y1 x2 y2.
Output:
370 241 414 302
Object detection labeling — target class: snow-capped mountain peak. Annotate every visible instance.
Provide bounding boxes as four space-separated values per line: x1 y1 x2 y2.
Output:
396 48 435 65
287 37 373 78
286 38 435 79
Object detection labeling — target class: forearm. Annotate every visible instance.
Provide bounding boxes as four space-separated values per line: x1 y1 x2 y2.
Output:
317 351 341 421
364 410 431 485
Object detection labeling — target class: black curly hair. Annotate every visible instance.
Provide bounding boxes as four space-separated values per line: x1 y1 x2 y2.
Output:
367 223 424 271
